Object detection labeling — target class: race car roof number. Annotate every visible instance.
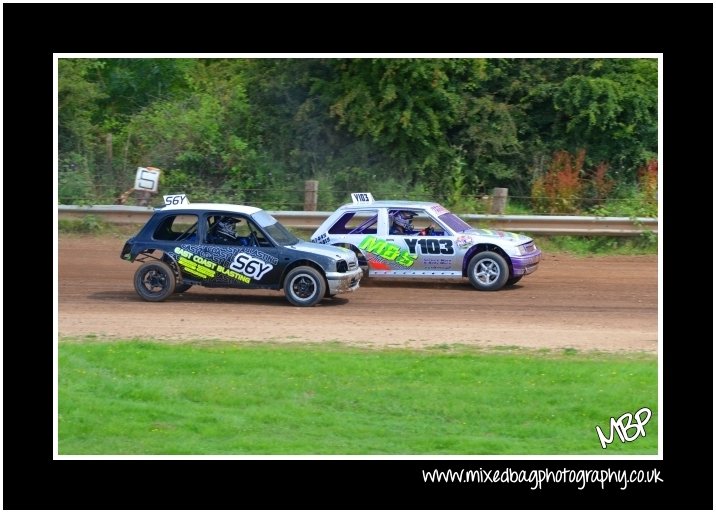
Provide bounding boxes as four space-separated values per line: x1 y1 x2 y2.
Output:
351 192 374 204
163 194 190 206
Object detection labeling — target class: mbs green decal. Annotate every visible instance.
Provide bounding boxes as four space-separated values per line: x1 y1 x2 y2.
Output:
358 236 416 267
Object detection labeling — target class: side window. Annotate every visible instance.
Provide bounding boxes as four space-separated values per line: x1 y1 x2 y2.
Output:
387 209 446 236
412 211 444 236
245 219 271 247
206 215 267 247
327 210 379 234
153 214 199 242
207 215 246 245
234 220 252 239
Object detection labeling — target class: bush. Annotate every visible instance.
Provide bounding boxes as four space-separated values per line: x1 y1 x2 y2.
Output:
589 159 658 218
59 153 94 204
531 150 585 214
59 215 108 234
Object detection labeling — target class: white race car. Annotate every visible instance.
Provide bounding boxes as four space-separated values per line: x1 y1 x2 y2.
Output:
310 193 541 291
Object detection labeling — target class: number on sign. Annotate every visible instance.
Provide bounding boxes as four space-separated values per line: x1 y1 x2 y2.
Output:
134 167 161 192
351 192 374 203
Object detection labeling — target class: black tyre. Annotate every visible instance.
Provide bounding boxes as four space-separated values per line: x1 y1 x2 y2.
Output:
467 251 509 291
174 283 193 293
284 266 326 307
505 275 523 287
134 261 176 301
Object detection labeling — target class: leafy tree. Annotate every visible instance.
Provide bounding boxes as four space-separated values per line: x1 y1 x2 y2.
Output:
552 59 658 175
325 59 474 176
115 59 259 202
56 57 658 213
58 58 106 152
95 58 194 121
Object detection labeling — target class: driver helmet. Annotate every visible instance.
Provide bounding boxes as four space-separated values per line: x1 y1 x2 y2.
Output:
393 210 415 231
216 217 239 240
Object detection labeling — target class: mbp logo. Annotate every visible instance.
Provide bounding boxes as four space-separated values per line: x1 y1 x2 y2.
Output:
595 407 652 449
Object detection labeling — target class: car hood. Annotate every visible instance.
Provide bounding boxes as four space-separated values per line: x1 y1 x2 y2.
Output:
464 228 533 244
288 240 357 262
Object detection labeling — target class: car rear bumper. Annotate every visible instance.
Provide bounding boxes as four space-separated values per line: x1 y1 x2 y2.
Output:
511 250 542 276
325 268 363 295
120 241 134 261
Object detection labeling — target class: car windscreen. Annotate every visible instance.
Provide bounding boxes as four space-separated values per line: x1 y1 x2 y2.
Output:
252 210 299 245
438 213 474 233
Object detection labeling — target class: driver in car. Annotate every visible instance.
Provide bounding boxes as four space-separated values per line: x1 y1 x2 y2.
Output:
390 210 436 236
210 217 240 244
390 210 416 235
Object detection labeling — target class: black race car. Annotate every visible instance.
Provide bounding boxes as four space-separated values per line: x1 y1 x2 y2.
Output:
120 199 362 307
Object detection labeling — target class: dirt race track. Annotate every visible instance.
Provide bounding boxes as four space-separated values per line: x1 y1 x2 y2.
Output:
58 234 658 353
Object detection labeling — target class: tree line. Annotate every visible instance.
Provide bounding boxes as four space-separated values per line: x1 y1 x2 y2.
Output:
58 57 658 215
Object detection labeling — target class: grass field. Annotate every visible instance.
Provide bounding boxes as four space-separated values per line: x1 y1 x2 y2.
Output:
58 340 658 456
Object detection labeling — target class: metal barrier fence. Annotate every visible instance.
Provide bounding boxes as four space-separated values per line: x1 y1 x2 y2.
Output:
58 205 657 236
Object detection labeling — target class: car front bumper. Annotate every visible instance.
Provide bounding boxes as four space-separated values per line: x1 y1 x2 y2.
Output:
511 249 542 276
325 268 363 295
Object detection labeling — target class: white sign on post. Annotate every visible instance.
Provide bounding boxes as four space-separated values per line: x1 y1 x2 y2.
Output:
134 167 161 193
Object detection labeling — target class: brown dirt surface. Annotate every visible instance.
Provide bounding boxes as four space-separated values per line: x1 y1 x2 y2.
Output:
58 234 658 353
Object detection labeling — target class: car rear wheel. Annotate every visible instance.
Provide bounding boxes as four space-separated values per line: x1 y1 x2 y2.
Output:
134 261 176 301
174 283 193 293
284 266 326 307
467 251 509 291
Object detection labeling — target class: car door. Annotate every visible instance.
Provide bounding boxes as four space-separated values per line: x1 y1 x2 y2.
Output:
354 209 414 275
381 209 461 277
192 213 284 289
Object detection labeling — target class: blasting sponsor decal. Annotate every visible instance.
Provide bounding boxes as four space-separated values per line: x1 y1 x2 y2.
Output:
175 247 218 278
358 236 415 267
173 247 247 284
172 246 279 284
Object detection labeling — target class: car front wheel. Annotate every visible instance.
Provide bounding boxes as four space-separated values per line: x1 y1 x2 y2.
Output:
134 261 176 301
467 251 509 291
505 275 523 287
284 266 326 307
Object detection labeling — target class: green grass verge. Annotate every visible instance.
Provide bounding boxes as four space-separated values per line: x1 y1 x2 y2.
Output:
59 217 138 236
533 234 657 255
59 340 657 455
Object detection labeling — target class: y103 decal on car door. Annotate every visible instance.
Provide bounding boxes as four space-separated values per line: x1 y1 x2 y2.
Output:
403 238 455 255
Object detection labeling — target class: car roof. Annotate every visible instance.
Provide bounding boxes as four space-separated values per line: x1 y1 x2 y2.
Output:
338 200 443 210
159 202 262 215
